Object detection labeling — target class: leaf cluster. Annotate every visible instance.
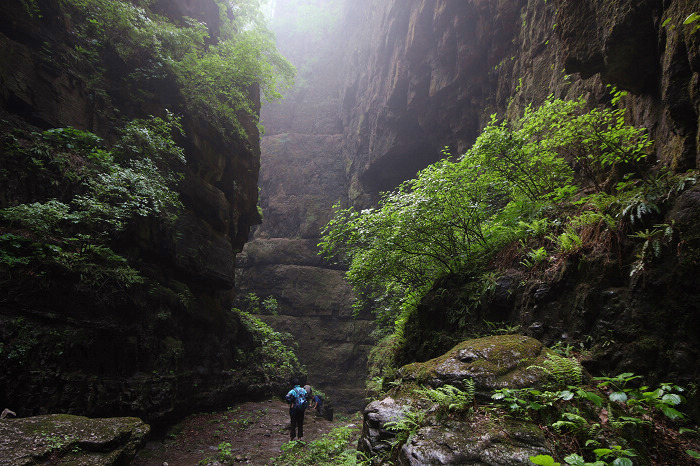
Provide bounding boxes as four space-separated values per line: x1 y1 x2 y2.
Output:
232 308 303 383
273 425 364 466
319 95 655 330
0 117 185 290
58 0 294 139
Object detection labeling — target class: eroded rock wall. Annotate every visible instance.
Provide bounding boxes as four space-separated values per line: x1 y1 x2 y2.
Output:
338 0 699 202
334 0 700 404
238 0 699 415
0 0 289 427
234 0 375 412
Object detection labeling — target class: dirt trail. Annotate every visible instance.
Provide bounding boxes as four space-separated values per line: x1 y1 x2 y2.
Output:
133 399 357 465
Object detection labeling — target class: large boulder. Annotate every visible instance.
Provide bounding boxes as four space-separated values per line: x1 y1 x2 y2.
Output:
398 335 555 397
0 414 149 465
359 335 556 464
399 417 548 465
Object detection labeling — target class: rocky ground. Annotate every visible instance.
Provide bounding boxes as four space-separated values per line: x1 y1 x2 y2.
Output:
132 399 358 465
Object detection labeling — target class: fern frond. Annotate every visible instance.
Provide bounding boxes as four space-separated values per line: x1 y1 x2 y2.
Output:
529 354 583 389
415 378 475 412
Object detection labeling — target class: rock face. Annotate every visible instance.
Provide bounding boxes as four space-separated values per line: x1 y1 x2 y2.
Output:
399 418 549 466
234 0 375 412
358 336 553 465
0 414 149 465
0 0 297 427
330 0 700 404
337 0 699 202
239 0 700 416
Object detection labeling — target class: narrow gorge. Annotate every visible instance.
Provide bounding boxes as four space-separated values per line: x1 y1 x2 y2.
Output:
1 0 700 464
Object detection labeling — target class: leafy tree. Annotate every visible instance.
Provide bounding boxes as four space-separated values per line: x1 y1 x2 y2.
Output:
320 95 654 330
58 0 294 139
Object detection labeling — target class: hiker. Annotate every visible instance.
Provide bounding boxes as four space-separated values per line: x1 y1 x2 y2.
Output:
285 378 308 441
310 393 323 414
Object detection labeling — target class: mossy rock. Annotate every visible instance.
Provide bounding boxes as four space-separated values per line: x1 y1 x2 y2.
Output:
399 414 549 465
0 414 149 465
397 335 553 395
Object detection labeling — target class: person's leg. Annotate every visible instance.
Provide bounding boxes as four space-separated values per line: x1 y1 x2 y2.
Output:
298 409 305 439
290 408 297 440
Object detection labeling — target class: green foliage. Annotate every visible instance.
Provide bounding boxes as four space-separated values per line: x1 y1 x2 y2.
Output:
366 331 405 396
521 246 548 268
232 308 303 383
491 387 573 413
21 0 41 17
59 0 294 139
174 28 294 139
531 445 636 466
627 223 673 283
683 12 700 33
1 318 39 365
529 354 584 389
384 408 426 450
2 117 184 236
415 379 475 412
217 441 233 462
320 95 655 331
594 373 686 420
239 292 279 315
530 455 561 466
1 200 71 236
551 412 594 435
272 425 364 466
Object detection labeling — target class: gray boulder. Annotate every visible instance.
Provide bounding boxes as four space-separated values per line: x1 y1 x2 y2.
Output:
0 414 149 465
359 335 557 464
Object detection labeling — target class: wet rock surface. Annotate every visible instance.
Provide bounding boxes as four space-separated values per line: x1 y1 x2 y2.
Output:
0 414 149 465
398 335 553 396
399 415 548 466
359 335 556 464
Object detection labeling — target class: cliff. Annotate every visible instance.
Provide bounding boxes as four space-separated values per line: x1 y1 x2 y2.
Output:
339 0 698 201
0 0 300 428
236 0 700 420
235 0 375 413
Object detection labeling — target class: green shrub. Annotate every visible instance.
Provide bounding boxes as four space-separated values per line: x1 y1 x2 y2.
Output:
319 94 654 331
60 0 294 139
232 308 303 383
273 425 363 466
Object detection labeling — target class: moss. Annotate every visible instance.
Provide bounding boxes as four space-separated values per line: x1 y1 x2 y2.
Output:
397 335 551 391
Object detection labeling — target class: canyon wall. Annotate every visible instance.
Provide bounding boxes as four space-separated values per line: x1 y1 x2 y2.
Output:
238 0 699 415
333 0 700 393
338 0 698 202
0 0 299 427
235 0 375 412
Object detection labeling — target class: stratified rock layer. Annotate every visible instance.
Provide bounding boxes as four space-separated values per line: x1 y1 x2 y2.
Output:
0 0 289 427
235 0 374 412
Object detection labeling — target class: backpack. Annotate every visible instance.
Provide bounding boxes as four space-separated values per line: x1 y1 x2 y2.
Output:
286 386 308 411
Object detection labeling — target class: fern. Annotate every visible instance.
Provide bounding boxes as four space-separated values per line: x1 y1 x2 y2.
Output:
415 378 475 412
551 412 588 433
620 193 660 225
529 354 583 389
384 408 425 448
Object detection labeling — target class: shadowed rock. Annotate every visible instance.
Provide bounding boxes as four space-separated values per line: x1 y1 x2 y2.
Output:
0 414 149 465
359 335 555 464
